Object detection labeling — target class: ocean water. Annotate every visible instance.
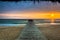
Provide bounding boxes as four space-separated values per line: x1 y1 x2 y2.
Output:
0 24 26 27
0 19 60 26
0 19 27 24
0 19 27 26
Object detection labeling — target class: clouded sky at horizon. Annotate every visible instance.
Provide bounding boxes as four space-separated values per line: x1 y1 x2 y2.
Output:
0 1 60 19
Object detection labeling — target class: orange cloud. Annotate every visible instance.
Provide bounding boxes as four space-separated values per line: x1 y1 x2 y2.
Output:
0 11 60 19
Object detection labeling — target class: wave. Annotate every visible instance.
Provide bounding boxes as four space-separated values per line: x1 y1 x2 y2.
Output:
0 23 60 27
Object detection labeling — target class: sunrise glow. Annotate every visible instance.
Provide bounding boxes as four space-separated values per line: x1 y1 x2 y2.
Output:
0 11 60 19
50 13 55 24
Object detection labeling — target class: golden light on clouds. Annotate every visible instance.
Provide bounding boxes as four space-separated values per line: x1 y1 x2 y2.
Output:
0 11 60 19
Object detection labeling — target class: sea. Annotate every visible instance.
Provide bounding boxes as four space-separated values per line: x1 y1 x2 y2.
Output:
0 19 60 27
0 19 27 26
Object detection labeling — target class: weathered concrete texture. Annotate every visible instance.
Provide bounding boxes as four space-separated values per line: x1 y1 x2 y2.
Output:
16 20 48 40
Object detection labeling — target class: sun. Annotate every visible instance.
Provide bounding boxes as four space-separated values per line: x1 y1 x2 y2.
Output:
51 13 54 17
50 13 55 23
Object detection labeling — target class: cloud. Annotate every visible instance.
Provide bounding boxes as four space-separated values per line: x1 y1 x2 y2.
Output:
0 1 60 19
0 1 60 13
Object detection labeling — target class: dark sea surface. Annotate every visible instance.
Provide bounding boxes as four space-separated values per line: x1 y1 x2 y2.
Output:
0 19 27 24
0 19 48 26
0 19 48 24
0 19 27 26
0 19 60 26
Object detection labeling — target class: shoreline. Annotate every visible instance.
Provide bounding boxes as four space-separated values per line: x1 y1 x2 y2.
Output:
0 23 60 27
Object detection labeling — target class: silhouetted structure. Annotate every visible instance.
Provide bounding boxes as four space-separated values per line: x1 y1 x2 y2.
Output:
16 19 47 40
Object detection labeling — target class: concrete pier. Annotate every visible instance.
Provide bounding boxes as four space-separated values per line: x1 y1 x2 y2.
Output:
16 19 48 40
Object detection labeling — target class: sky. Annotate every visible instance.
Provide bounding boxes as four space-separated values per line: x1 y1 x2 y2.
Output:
0 1 60 19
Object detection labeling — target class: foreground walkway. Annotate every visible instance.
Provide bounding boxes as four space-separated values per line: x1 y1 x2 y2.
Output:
16 20 48 40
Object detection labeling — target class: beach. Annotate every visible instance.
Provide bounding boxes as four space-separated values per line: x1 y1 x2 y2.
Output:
0 25 60 40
